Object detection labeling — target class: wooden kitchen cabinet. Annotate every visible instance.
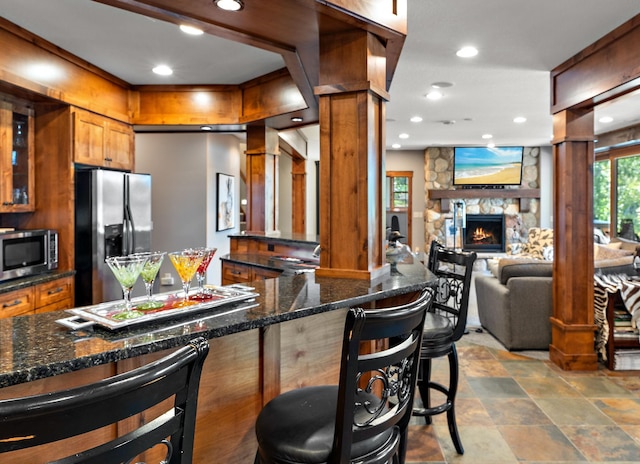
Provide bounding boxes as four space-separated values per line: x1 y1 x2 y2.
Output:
0 97 35 213
34 276 74 314
0 276 74 319
221 261 282 285
252 267 282 281
73 108 133 170
0 287 35 318
222 261 252 285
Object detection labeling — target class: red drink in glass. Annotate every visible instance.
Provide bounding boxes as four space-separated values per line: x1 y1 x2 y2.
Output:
190 247 217 300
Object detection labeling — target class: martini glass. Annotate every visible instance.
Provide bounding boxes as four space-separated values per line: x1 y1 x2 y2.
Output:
136 251 166 310
168 249 204 307
105 254 148 315
190 247 217 301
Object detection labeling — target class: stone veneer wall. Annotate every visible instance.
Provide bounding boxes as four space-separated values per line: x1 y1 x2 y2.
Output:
424 147 541 246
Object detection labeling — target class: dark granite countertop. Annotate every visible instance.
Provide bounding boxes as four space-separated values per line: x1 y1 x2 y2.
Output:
0 263 433 388
0 270 76 295
228 232 319 246
221 253 319 275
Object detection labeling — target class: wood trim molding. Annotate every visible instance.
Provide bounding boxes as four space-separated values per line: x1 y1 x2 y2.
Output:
551 13 640 113
428 188 540 213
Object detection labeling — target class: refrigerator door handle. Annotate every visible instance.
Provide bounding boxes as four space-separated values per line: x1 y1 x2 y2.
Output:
123 175 133 255
125 203 136 254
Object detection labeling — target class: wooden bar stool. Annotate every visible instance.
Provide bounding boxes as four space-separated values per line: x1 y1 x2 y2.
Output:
254 289 433 464
413 241 476 455
0 337 209 463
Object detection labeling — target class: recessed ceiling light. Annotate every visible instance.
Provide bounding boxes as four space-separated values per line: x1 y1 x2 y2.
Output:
180 25 204 35
291 117 303 122
431 82 453 88
391 143 401 149
513 116 527 123
482 134 493 139
201 126 213 131
399 133 409 139
599 116 614 123
410 116 423 123
426 90 443 100
152 64 173 76
456 46 478 58
214 0 244 11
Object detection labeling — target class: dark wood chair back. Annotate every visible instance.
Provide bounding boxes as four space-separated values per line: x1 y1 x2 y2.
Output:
427 241 477 341
0 337 209 464
333 289 432 463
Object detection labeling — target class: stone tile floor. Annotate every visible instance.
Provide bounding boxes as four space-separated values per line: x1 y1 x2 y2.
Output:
406 328 640 463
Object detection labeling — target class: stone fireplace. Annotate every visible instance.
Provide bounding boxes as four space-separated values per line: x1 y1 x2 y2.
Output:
424 146 542 247
463 214 505 252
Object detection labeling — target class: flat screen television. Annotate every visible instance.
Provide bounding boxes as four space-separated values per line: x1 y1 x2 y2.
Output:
453 146 524 186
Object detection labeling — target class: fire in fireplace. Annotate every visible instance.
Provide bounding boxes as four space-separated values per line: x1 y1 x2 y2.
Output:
463 214 505 252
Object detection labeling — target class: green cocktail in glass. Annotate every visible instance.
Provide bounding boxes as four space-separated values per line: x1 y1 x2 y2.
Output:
106 254 148 315
136 251 166 310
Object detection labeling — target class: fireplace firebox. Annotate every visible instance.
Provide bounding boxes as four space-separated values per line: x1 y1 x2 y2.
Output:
463 214 505 252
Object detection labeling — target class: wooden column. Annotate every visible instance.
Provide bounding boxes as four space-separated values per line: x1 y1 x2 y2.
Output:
245 123 279 234
291 157 306 235
314 30 388 280
550 108 598 371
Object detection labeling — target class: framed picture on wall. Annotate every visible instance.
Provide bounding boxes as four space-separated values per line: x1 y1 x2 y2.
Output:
217 173 235 231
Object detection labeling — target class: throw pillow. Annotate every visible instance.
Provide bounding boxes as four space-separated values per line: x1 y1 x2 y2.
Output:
593 227 610 244
525 228 554 260
507 243 524 255
542 245 554 261
595 244 634 260
613 236 640 253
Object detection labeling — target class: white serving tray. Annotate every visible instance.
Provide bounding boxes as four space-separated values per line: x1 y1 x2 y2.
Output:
57 285 258 331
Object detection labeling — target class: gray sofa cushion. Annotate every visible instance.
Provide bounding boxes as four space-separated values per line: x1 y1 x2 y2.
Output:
498 259 553 285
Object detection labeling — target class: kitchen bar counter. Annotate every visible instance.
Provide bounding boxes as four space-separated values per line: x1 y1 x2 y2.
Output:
228 231 319 246
221 252 318 275
0 263 434 463
0 262 431 388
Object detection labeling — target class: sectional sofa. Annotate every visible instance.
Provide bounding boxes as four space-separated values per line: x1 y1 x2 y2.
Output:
475 228 637 350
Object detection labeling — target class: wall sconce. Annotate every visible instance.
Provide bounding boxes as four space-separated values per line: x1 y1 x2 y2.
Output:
214 0 244 11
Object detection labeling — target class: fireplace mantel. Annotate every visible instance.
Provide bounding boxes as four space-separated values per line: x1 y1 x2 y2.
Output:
428 188 540 212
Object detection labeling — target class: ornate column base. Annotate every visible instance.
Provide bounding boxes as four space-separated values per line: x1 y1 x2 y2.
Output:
549 317 598 371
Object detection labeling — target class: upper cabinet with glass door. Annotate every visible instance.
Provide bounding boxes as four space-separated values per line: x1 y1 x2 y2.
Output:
0 99 35 212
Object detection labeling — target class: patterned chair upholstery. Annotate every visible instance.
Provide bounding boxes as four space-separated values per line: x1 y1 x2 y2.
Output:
507 227 553 259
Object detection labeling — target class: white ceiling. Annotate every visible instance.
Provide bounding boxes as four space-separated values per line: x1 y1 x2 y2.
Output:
2 0 640 150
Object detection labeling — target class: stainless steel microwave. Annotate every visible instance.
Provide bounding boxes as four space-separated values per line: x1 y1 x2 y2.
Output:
0 229 58 281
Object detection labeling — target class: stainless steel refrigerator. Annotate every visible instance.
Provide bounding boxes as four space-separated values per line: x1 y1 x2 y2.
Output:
75 168 152 306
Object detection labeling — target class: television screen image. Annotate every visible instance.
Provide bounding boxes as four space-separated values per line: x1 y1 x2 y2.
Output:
453 146 523 186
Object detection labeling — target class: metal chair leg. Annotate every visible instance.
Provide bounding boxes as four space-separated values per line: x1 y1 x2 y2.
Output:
446 345 464 454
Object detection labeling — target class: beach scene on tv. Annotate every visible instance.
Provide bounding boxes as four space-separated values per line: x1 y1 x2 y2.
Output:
453 146 523 185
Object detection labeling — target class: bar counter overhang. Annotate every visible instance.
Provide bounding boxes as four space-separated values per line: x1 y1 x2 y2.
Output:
0 263 434 463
